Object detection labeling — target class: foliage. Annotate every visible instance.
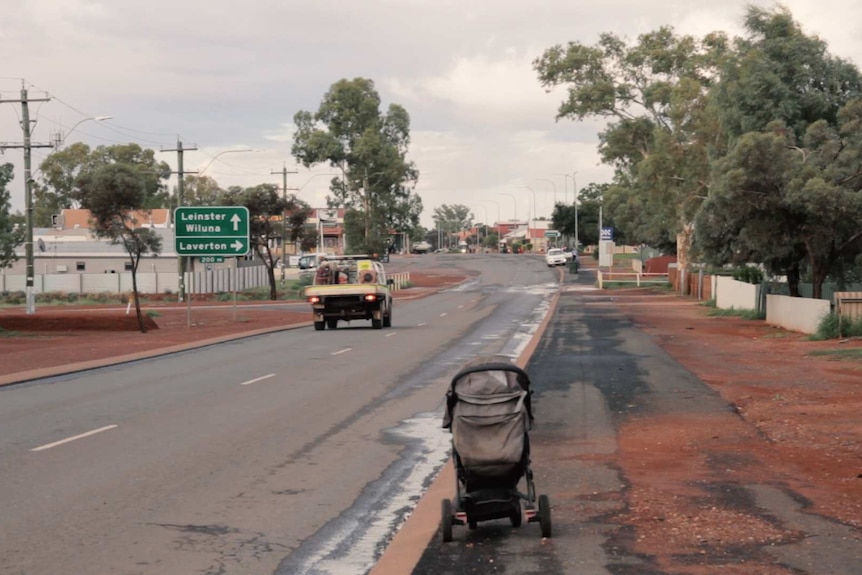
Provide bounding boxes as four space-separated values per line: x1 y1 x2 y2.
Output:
705 307 765 320
731 266 764 285
174 175 226 207
0 163 24 269
483 232 499 249
291 78 421 251
551 182 606 248
535 26 729 252
221 184 304 300
812 312 862 340
37 143 171 227
76 163 163 332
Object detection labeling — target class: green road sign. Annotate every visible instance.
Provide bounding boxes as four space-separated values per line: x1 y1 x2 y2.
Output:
175 206 250 257
199 256 225 264
544 230 561 238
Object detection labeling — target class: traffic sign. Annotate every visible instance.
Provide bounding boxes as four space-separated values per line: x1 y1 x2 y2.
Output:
175 206 250 257
600 227 615 241
199 256 225 264
544 230 561 238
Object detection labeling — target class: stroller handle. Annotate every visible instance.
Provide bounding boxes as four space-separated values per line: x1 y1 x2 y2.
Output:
449 362 532 391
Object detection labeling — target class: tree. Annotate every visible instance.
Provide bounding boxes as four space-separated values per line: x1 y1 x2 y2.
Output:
433 205 473 235
0 163 25 269
534 27 729 259
292 78 421 254
173 175 226 207
223 184 309 300
76 164 162 333
695 7 862 298
37 143 172 227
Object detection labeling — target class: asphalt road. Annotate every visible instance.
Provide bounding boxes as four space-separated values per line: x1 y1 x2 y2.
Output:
0 254 559 575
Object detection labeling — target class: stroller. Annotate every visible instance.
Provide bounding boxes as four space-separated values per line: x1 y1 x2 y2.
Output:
440 356 552 542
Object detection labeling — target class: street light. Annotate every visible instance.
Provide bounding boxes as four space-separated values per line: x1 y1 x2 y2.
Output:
572 171 579 250
535 178 557 211
471 204 488 249
518 186 537 228
197 148 256 176
553 173 570 204
480 199 501 226
498 192 518 221
53 116 113 147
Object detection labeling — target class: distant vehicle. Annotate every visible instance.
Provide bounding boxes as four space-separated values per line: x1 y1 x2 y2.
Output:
412 241 433 254
304 255 394 330
298 253 335 270
545 248 567 267
458 241 469 254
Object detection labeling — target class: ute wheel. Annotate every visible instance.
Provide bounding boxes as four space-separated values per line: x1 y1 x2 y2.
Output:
441 499 453 543
372 317 383 329
326 318 338 329
538 494 552 538
314 321 325 331
383 306 392 328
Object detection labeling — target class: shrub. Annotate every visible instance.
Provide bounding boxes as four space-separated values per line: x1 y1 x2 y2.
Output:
732 266 763 285
145 310 161 318
813 312 862 340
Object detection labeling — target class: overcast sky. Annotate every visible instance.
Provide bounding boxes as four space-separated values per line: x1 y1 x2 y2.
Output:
2 0 860 228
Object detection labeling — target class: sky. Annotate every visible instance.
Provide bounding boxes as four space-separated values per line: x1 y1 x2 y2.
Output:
2 0 861 229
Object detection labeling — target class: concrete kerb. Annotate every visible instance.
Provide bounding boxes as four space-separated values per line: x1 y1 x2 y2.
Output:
0 322 312 388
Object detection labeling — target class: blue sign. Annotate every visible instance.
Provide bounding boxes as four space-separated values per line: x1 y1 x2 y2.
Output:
600 227 615 241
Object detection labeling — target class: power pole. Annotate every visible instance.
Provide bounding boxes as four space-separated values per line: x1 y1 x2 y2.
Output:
0 85 53 314
161 140 198 302
271 164 298 282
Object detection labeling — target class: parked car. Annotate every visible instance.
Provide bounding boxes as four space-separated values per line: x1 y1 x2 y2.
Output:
545 248 567 267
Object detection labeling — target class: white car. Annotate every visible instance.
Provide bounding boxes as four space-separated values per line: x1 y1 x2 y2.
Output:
545 248 567 267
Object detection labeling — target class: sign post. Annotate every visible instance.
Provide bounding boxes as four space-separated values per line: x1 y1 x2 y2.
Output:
175 206 250 257
174 207 250 326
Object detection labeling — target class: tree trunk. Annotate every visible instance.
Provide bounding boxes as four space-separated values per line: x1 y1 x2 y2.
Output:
810 260 829 301
786 262 801 297
131 266 147 334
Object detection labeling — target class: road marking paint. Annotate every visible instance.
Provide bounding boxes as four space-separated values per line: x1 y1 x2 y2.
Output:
439 313 447 317
417 322 427 327
31 425 118 452
332 348 352 356
385 332 397 337
240 373 276 386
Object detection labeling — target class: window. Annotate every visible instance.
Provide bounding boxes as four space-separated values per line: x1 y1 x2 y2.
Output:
124 262 134 271
76 262 85 271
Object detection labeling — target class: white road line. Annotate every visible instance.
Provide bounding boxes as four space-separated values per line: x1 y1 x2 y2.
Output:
440 312 447 317
385 332 397 337
457 305 463 309
31 425 118 452
332 348 352 356
240 373 276 386
417 322 427 327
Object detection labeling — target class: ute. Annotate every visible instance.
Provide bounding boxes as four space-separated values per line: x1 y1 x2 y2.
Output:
303 255 394 330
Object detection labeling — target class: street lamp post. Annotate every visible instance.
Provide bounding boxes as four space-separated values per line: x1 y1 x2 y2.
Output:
197 148 255 177
535 178 557 212
572 171 579 250
53 116 113 147
471 204 488 249
518 186 537 227
498 192 518 221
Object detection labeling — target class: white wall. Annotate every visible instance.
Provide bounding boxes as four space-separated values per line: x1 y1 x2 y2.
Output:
715 276 760 310
766 294 830 335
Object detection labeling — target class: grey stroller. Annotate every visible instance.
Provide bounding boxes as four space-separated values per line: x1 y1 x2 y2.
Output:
440 357 552 541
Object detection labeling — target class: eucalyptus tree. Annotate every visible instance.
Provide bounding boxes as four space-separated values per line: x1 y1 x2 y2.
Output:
76 163 162 333
291 78 421 254
535 27 729 257
0 163 24 269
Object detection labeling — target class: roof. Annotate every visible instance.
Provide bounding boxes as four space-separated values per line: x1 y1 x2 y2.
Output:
59 208 171 229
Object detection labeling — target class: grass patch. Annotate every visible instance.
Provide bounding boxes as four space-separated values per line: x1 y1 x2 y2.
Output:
701 298 717 308
705 307 765 320
808 348 862 361
145 310 161 318
811 312 862 340
600 281 672 290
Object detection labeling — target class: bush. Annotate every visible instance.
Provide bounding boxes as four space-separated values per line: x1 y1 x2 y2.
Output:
732 266 763 285
813 312 862 340
706 306 765 320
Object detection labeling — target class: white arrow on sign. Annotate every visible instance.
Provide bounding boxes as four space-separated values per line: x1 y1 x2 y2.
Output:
232 240 244 251
231 214 241 231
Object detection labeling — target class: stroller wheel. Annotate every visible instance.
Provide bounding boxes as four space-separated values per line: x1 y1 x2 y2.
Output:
441 499 454 543
538 494 552 538
510 508 522 528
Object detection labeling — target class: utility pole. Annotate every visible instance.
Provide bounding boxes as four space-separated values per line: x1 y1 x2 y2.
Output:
161 140 198 302
0 84 53 314
271 164 298 282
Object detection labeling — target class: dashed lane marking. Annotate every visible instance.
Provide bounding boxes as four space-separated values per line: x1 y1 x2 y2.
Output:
240 373 276 386
31 425 118 452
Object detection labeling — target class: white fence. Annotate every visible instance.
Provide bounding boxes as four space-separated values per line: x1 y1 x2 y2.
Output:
715 276 760 310
597 270 669 288
1 267 270 295
766 294 830 335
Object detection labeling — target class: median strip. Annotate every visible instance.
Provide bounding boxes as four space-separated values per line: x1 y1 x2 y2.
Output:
31 424 118 452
